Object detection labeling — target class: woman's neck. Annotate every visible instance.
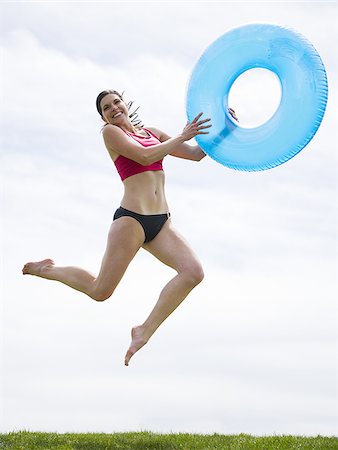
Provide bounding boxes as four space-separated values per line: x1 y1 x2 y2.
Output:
120 120 138 134
121 124 143 134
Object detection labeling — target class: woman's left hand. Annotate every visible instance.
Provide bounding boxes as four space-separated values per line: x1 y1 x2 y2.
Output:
228 108 239 122
181 113 212 141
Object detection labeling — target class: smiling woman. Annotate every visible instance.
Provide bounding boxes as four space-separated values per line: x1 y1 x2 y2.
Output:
22 89 214 366
96 90 143 128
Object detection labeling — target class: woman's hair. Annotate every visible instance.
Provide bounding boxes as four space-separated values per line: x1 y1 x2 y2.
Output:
96 89 142 127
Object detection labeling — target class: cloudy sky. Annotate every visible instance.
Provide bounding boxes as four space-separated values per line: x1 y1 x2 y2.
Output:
1 0 337 437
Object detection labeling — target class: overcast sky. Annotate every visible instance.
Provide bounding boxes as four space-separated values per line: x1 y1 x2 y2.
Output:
1 0 337 437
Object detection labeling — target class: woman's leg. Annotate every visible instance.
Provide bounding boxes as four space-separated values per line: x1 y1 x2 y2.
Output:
124 220 204 365
22 217 146 301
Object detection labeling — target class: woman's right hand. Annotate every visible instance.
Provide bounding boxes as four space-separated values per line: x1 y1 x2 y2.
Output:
181 113 211 141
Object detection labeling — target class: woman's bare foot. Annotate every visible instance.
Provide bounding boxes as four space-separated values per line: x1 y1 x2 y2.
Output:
22 259 55 277
124 326 149 366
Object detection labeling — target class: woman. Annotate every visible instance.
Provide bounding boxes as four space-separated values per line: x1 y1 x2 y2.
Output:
23 89 211 366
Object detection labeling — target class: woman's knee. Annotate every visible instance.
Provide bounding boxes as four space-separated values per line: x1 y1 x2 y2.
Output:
89 286 115 302
183 262 204 287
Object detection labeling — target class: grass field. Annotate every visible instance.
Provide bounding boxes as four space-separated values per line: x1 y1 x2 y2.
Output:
0 431 337 450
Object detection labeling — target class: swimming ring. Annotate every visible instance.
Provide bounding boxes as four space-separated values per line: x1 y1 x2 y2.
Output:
186 24 328 171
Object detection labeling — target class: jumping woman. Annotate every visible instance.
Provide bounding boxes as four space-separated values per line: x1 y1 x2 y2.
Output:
23 90 212 366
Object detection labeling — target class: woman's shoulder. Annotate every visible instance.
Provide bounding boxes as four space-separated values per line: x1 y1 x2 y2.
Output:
145 126 171 142
102 124 124 137
101 125 132 155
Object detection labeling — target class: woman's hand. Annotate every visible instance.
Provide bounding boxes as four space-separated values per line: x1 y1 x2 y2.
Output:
181 113 211 141
228 107 239 122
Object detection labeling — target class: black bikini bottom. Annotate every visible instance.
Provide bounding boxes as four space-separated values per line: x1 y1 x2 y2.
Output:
113 207 170 243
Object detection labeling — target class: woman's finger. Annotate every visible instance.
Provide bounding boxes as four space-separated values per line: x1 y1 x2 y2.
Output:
196 118 211 125
192 112 204 123
198 123 212 129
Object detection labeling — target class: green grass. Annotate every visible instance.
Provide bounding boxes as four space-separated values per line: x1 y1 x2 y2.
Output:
0 431 337 450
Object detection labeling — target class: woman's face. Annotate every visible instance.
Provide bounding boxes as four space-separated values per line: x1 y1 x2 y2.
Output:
100 93 130 126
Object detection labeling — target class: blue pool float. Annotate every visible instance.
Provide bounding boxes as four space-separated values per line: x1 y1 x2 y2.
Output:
186 24 328 171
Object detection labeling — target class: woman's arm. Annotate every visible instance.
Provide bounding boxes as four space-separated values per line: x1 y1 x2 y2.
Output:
147 109 237 162
147 127 206 162
103 114 210 165
103 125 185 165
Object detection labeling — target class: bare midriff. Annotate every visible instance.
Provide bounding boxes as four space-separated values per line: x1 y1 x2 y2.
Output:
120 170 168 215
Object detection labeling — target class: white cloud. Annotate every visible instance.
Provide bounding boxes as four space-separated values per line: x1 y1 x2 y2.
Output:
1 2 336 70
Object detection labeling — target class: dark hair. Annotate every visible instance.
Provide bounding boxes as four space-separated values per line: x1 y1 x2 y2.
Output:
96 89 142 127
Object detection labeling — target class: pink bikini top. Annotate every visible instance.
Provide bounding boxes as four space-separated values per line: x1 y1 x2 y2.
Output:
114 128 163 181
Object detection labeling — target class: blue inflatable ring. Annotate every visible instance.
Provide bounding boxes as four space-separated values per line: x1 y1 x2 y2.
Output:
186 24 328 171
